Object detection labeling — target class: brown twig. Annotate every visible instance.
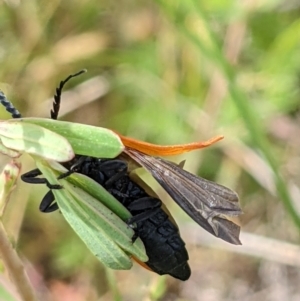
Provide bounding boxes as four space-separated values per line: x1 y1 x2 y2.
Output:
0 221 38 301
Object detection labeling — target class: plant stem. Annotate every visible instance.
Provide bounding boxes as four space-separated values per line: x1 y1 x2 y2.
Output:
0 221 38 301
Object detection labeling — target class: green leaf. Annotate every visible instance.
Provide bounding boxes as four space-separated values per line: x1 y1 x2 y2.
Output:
0 121 74 161
36 159 148 270
20 118 124 158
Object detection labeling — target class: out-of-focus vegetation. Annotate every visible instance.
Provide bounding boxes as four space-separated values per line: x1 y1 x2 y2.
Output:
1 0 300 300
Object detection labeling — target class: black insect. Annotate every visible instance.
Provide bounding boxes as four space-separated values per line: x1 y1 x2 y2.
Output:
1 70 242 279
61 156 191 279
1 73 191 281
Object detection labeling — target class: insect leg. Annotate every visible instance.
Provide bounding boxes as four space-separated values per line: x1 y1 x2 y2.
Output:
39 191 59 213
21 169 62 213
127 197 162 224
21 169 62 189
126 197 162 243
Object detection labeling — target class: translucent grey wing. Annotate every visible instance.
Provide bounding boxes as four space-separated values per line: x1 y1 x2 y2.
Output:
124 148 242 245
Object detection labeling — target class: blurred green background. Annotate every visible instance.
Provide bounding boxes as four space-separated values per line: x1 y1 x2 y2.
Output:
1 0 300 300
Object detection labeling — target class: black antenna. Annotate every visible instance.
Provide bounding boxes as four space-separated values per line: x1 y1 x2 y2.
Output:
0 91 22 118
51 69 87 120
0 69 86 120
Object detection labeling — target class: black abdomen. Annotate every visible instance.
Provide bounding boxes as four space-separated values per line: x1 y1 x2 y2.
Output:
78 157 191 281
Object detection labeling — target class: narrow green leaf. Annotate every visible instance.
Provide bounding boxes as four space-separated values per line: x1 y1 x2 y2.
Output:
36 159 148 269
0 121 74 162
20 118 124 158
65 182 148 264
37 159 132 269
58 191 134 270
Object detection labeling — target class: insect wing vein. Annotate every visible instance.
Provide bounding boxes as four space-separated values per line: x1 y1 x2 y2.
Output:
125 148 242 245
161 159 242 215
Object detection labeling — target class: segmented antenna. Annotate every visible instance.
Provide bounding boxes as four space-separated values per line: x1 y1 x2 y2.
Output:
0 90 22 118
51 69 87 120
0 69 86 120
